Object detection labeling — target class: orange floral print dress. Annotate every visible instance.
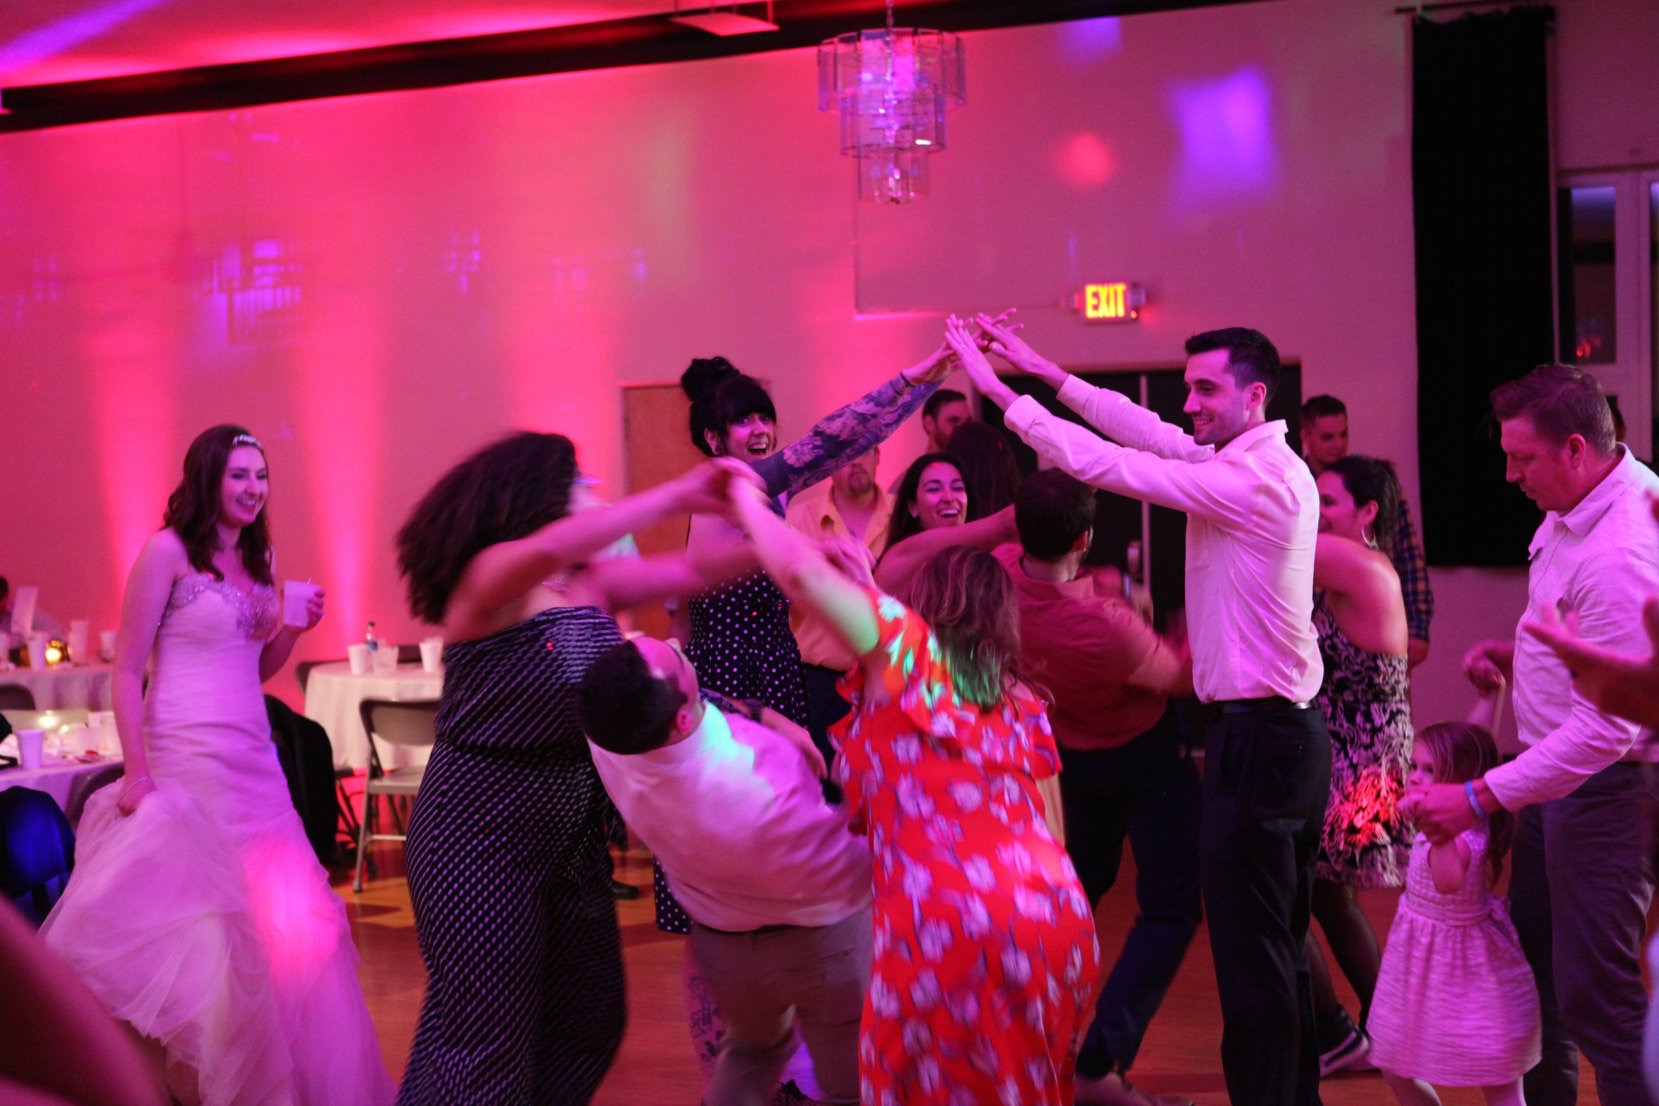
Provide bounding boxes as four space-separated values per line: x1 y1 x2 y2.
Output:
832 591 1099 1106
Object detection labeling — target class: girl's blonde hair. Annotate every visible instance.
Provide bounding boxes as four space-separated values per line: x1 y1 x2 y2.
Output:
1414 721 1514 885
902 546 1022 710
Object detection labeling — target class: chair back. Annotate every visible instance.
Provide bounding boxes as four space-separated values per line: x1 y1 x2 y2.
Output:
395 644 422 664
0 787 75 927
359 698 440 755
295 658 339 696
265 696 343 864
0 685 36 710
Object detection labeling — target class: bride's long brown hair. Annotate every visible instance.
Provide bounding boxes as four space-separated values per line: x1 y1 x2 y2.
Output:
163 424 274 586
902 546 1023 709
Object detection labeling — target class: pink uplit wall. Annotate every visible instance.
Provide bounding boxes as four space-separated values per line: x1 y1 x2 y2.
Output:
0 0 1647 722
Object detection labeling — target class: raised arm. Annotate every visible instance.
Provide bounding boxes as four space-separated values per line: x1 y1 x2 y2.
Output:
751 344 955 499
970 313 1206 461
446 459 749 638
945 318 1254 527
729 479 881 659
580 536 759 615
873 506 1017 594
1313 533 1408 657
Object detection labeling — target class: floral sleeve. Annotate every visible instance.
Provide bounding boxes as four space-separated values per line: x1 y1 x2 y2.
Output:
1021 698 1061 781
838 589 975 741
753 376 940 500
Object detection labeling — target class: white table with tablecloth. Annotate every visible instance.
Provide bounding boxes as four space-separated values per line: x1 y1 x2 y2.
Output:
302 661 441 770
0 664 115 710
0 714 123 828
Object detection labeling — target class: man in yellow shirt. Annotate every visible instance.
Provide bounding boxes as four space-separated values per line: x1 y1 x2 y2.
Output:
785 448 892 783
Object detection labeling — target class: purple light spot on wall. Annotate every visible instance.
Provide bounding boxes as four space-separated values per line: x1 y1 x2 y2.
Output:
1057 17 1122 62
1169 67 1279 206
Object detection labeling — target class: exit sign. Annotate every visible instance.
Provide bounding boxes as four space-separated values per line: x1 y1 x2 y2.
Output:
1076 282 1145 322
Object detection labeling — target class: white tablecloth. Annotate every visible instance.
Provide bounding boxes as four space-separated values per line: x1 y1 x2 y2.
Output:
303 661 442 770
0 726 123 828
0 664 115 710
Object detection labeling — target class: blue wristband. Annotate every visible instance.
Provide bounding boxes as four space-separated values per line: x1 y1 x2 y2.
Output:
1464 780 1489 821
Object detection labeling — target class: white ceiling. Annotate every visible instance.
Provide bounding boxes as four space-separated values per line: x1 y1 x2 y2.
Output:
0 1 685 87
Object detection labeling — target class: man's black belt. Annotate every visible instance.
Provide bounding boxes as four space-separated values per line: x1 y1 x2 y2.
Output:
1201 695 1313 722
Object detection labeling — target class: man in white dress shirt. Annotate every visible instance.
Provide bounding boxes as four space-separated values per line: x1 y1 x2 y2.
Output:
1413 363 1659 1106
576 636 871 1106
949 317 1329 1106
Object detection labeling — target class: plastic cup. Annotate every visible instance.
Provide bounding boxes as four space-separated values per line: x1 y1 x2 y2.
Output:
87 711 118 756
347 643 372 675
17 729 44 770
99 629 118 661
282 580 320 628
67 620 89 665
419 637 444 674
371 647 398 676
27 637 47 672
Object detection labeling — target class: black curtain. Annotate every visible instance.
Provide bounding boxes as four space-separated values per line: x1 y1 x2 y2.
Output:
1412 6 1554 566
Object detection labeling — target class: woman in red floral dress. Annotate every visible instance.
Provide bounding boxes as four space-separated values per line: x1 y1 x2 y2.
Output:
732 481 1099 1106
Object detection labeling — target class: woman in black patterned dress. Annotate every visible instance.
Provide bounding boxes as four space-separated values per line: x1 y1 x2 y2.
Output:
393 432 752 1106
678 352 957 727
1307 454 1413 1076
664 350 958 1098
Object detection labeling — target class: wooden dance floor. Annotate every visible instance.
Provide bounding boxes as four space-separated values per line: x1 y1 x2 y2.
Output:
341 843 1596 1105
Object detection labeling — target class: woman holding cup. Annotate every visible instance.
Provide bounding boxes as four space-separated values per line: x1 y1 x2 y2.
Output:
39 424 393 1106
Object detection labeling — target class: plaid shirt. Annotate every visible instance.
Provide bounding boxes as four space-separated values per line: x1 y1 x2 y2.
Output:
1389 494 1433 642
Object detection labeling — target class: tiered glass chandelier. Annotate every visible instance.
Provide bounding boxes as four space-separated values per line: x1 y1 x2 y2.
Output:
817 0 965 204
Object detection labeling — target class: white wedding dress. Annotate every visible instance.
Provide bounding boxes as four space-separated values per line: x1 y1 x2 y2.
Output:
41 573 393 1106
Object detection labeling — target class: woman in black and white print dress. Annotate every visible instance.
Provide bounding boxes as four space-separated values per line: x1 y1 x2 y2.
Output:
393 432 753 1106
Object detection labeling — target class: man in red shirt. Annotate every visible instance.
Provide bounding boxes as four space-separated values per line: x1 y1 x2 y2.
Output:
995 469 1200 1106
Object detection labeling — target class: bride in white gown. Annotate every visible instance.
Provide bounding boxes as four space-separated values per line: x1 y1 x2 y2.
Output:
41 424 393 1106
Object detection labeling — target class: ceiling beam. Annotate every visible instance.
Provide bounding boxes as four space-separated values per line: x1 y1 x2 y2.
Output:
0 0 1269 133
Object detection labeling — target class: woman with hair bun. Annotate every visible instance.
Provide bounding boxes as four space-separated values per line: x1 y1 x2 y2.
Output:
669 348 960 1099
677 350 956 727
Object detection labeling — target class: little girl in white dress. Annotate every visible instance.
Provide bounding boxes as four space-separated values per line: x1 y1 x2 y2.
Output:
1369 721 1540 1106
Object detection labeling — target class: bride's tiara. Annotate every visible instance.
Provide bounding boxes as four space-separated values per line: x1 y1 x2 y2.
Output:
233 433 263 449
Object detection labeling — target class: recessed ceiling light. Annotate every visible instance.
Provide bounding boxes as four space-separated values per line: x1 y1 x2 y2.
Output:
670 3 778 37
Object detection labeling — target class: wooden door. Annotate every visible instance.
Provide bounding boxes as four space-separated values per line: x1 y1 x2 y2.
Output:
622 384 706 639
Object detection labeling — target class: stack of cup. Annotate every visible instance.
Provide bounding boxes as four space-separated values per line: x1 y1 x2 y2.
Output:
16 729 45 771
87 711 119 756
282 580 320 628
67 620 90 665
347 643 372 675
419 636 444 674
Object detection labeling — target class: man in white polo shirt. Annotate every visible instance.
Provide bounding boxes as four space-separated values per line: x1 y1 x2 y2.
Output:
576 636 871 1106
1413 363 1659 1106
947 316 1328 1106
